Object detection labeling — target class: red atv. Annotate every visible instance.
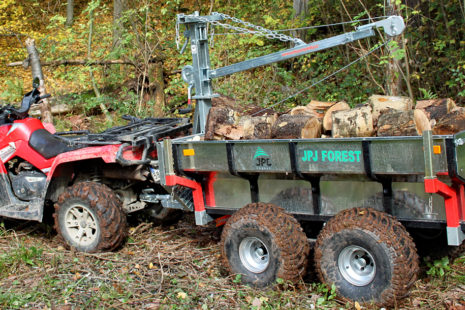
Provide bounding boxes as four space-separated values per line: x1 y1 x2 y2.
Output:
0 79 191 252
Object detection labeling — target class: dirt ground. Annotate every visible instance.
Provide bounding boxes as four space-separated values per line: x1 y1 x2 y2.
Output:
0 213 464 310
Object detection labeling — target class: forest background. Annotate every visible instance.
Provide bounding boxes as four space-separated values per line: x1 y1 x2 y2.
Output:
0 0 464 131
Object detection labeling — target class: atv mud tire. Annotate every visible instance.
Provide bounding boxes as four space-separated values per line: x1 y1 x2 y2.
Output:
54 182 128 252
314 208 419 306
221 203 309 287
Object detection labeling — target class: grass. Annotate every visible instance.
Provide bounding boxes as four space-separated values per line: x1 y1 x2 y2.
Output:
0 216 463 309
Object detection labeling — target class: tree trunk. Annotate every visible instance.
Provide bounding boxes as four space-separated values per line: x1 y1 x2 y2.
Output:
292 0 309 42
113 0 126 49
25 38 52 124
386 1 402 96
148 61 165 117
66 0 74 27
377 109 430 136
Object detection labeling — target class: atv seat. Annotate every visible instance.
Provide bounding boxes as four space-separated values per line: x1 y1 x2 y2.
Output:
29 129 81 159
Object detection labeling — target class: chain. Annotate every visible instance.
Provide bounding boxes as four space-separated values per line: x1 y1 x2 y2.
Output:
178 12 305 45
213 16 390 36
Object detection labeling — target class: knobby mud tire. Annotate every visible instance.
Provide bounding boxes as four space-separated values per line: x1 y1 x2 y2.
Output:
314 208 419 307
221 203 309 287
54 182 128 253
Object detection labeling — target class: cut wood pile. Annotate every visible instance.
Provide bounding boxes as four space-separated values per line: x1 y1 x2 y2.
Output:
205 95 463 140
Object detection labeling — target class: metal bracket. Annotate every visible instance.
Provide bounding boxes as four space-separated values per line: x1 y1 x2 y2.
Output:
447 226 465 246
357 15 405 37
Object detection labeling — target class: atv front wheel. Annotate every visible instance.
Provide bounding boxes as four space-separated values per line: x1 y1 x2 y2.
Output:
54 182 128 252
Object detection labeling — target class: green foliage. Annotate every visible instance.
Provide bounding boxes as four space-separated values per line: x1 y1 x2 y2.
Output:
419 88 438 100
0 78 23 103
312 283 337 306
0 244 43 274
426 256 452 278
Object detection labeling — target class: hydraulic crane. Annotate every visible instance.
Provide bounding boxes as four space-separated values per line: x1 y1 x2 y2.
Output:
176 12 405 134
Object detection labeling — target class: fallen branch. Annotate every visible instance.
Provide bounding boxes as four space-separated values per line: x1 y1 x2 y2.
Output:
7 58 162 67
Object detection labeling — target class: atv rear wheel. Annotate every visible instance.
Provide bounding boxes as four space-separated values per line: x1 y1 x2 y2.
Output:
221 203 309 287
54 182 128 252
314 208 419 306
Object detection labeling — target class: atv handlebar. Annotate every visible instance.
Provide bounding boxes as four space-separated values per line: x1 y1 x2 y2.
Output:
0 87 51 123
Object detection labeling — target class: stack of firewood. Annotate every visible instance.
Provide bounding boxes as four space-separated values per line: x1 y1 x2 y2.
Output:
205 95 463 140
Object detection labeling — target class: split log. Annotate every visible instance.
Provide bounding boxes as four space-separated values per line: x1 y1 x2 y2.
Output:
205 106 239 140
290 105 317 117
212 124 244 140
322 101 350 132
377 109 431 136
369 95 413 125
416 98 456 127
332 105 374 138
307 100 335 118
239 114 278 139
271 114 321 139
433 107 465 135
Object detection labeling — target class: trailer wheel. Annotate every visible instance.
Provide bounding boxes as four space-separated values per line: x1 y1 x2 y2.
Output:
221 203 309 287
314 208 419 306
54 182 128 253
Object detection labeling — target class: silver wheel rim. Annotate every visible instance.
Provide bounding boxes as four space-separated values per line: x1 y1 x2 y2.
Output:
338 245 376 286
64 204 99 247
239 237 269 273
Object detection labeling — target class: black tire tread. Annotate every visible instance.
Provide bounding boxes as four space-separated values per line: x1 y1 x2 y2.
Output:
53 181 128 252
314 207 419 306
221 202 309 284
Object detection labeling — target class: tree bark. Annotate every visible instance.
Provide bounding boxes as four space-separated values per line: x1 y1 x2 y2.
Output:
369 95 413 126
415 98 456 126
433 108 465 135
25 38 52 124
292 0 309 42
66 0 74 27
148 61 165 117
271 114 321 139
377 109 430 136
386 1 402 96
113 0 127 49
240 114 278 139
332 106 374 138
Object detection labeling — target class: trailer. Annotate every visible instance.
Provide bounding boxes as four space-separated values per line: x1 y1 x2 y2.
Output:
145 13 465 306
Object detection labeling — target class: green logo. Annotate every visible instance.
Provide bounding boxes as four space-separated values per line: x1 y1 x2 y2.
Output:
253 147 269 159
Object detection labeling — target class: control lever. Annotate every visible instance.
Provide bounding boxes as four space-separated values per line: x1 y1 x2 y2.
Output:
179 83 194 114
